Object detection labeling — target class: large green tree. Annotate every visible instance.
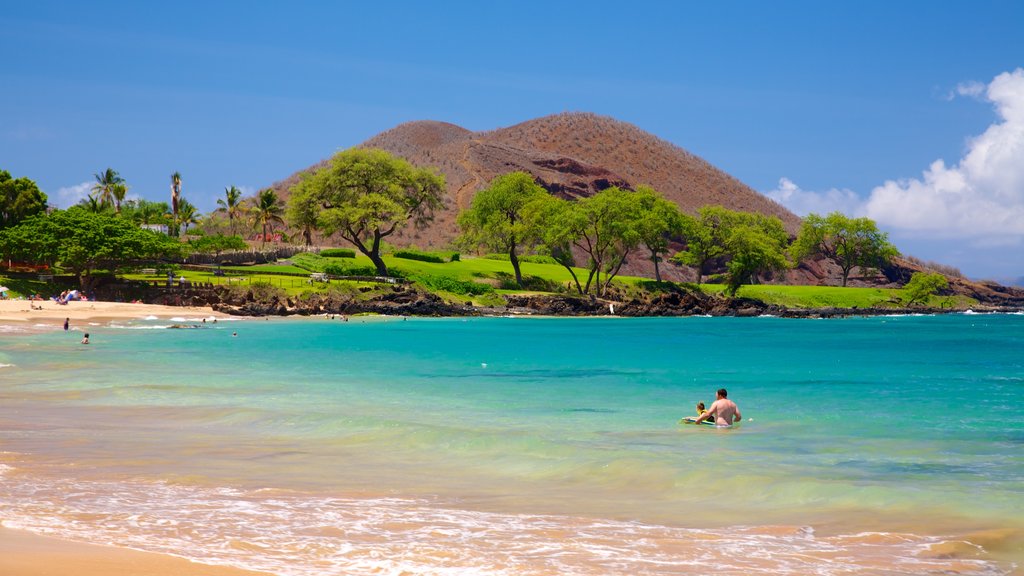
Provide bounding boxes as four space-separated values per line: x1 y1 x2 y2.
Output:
633 185 685 282
672 205 736 284
0 170 48 229
722 213 790 296
457 171 548 287
902 271 948 306
289 148 445 276
251 189 284 248
0 208 183 288
285 180 320 247
526 195 585 294
791 211 899 287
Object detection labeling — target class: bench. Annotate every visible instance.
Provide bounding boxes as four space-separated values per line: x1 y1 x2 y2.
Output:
309 273 329 283
140 268 157 275
37 274 53 281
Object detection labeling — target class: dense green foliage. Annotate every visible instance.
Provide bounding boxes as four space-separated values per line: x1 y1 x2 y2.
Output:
288 148 445 276
791 211 899 287
0 170 47 229
413 273 493 296
0 207 183 287
319 248 356 258
902 271 949 306
393 248 458 263
457 171 548 287
633 185 686 282
483 253 559 265
188 234 248 256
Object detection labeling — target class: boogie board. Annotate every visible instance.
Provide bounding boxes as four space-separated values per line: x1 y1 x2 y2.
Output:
680 417 716 426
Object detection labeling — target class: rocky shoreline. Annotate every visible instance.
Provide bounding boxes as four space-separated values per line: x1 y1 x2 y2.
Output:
109 283 1023 319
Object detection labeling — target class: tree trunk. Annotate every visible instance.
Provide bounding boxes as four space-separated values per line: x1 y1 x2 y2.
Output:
369 231 389 276
652 252 662 282
261 222 267 248
509 241 523 288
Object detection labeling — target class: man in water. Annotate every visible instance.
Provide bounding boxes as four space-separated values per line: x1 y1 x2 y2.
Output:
694 388 742 426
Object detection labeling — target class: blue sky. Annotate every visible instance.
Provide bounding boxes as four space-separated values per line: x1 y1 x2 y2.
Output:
3 1 1023 281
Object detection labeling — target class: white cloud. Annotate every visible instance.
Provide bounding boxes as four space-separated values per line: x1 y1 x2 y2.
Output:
766 68 1024 245
864 68 1024 240
763 177 863 217
54 181 92 208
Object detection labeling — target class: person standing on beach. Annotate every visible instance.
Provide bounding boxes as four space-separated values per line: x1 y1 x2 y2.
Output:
694 388 742 426
63 317 69 332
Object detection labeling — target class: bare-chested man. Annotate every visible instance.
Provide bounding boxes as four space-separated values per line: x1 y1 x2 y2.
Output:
694 388 741 426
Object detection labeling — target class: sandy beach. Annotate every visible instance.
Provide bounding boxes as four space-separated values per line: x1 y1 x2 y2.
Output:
0 299 229 327
0 528 269 576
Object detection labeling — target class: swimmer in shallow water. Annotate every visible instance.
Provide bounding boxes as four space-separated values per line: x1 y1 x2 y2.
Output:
693 388 742 426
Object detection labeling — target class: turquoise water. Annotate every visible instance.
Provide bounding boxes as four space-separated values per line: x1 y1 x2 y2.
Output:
1 314 1022 574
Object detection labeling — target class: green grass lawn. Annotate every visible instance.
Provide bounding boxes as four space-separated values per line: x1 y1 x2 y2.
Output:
106 252 983 311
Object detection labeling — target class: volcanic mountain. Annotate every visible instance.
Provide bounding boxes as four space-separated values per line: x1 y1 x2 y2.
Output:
272 112 799 254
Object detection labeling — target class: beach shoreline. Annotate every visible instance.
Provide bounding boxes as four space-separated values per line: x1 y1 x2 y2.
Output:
0 300 231 330
0 527 269 576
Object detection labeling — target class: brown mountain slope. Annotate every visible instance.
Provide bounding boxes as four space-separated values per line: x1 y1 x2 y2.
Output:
271 113 799 261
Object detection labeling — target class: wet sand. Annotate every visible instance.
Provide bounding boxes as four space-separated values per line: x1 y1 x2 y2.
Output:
0 528 269 576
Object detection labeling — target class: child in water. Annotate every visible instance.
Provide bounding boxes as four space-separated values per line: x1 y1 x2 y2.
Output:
696 402 709 418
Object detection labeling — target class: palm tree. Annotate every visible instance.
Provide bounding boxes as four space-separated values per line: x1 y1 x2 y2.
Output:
250 189 284 248
91 168 124 209
170 171 182 236
176 198 199 235
77 196 108 213
110 181 128 213
217 185 243 235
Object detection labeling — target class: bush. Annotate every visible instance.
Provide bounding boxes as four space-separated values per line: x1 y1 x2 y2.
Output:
320 248 355 258
393 248 456 264
324 263 380 277
414 274 493 296
483 253 559 265
291 252 327 272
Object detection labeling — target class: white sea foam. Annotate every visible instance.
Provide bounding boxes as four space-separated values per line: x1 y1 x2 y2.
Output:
0 363 14 368
107 325 171 330
143 315 159 320
0 471 1006 576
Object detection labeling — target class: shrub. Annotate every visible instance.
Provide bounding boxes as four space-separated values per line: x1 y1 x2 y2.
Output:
482 253 559 265
324 263 380 277
320 248 356 258
393 248 455 263
414 274 493 296
291 252 327 272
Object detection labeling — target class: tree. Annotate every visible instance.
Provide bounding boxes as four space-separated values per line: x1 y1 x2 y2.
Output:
0 170 48 229
111 181 128 213
217 185 243 235
286 180 319 247
0 208 183 289
91 168 124 209
122 199 172 227
170 171 182 236
457 171 548 287
176 198 199 235
902 272 948 306
290 148 445 276
791 211 899 287
722 214 790 296
633 185 685 282
251 188 284 248
527 195 585 294
672 205 735 284
189 233 248 258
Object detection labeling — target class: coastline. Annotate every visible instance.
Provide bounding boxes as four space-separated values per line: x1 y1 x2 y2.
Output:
0 527 269 576
0 300 230 328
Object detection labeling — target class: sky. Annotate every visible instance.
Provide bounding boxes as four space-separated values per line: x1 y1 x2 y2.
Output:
2 1 1023 282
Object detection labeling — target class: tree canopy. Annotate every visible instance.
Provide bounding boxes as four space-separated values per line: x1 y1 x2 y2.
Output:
633 185 685 282
289 148 445 276
457 171 548 287
902 271 949 306
672 205 737 284
0 170 48 229
791 211 899 287
0 207 183 288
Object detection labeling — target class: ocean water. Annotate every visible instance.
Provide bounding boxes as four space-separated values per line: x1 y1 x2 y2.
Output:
1 314 1021 575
